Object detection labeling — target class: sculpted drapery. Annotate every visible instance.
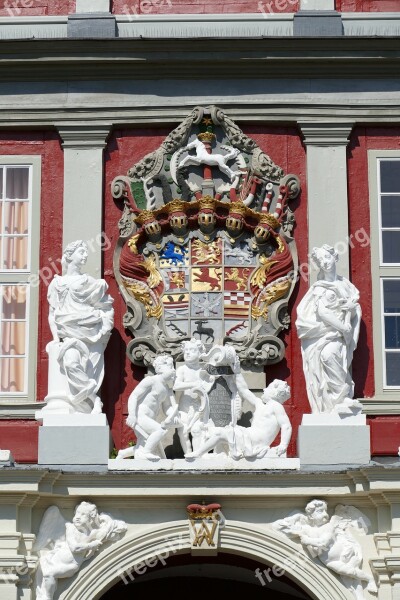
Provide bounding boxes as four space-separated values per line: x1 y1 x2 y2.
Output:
296 245 361 414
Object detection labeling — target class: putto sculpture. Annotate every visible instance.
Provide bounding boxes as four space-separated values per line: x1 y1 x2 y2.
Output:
118 341 292 463
296 245 362 414
186 377 291 460
34 502 126 600
173 338 214 456
117 354 180 460
272 499 377 600
45 240 114 414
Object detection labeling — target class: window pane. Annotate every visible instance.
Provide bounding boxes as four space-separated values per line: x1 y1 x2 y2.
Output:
5 167 29 199
1 286 27 319
386 352 400 386
2 236 28 269
382 231 400 263
381 161 400 193
0 168 3 199
1 322 26 355
381 196 400 228
0 357 25 392
383 280 400 313
4 201 28 235
385 316 400 349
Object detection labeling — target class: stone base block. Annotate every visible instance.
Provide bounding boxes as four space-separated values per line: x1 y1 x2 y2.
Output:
0 450 14 466
298 413 370 466
38 414 110 465
108 457 300 471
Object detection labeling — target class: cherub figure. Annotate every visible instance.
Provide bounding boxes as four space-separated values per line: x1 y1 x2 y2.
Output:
173 338 214 456
34 502 126 600
117 354 180 460
186 376 291 460
272 499 377 600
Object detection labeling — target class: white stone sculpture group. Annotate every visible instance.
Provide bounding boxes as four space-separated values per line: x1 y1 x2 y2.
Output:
43 242 363 457
273 499 377 600
45 240 114 415
117 337 292 462
34 502 126 600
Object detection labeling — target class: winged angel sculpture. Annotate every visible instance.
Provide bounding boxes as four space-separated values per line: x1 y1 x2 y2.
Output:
272 500 377 600
33 502 127 600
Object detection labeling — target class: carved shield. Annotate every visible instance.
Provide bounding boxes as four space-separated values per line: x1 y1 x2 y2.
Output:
112 106 300 369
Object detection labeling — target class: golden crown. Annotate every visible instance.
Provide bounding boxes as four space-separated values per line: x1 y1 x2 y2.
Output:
229 202 247 217
135 210 157 225
167 199 187 214
198 132 216 143
199 196 216 211
258 213 280 229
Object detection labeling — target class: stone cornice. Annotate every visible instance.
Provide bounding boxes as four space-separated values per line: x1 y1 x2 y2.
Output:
298 122 353 146
0 37 399 82
57 123 112 149
0 464 400 498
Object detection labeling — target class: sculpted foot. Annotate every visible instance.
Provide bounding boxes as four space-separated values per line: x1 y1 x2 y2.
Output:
135 448 160 461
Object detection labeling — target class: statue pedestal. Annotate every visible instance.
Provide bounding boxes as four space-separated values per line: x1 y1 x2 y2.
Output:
37 414 111 466
298 413 371 466
108 457 300 471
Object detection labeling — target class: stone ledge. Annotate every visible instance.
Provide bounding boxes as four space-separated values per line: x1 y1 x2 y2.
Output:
108 457 300 471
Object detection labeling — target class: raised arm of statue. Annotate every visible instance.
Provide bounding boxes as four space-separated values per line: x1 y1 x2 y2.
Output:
234 372 257 407
274 402 292 455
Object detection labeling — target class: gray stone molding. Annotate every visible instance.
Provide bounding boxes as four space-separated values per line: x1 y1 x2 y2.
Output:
300 0 334 8
0 402 46 419
68 13 116 39
76 0 111 12
1 37 400 80
299 122 353 280
1 12 400 40
57 124 111 277
58 124 112 149
299 122 354 147
294 11 343 37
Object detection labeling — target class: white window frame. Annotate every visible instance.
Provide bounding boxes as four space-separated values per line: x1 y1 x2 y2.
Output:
367 150 400 413
0 155 41 410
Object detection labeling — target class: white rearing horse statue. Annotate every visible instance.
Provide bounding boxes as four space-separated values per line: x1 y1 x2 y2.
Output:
178 137 241 181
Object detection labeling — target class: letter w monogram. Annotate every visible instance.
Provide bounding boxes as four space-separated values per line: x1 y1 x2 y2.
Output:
191 520 217 546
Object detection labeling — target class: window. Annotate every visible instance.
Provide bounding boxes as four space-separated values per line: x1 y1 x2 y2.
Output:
0 157 41 402
369 151 400 405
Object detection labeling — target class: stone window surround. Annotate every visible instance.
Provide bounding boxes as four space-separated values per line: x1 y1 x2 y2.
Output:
366 149 400 413
0 155 41 407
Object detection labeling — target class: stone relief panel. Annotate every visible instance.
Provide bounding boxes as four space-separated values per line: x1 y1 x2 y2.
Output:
112 105 300 370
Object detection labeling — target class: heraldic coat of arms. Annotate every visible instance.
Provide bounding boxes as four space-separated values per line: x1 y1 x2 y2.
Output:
112 106 300 369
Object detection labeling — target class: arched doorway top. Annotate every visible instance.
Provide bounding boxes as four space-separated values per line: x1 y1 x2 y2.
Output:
60 521 352 600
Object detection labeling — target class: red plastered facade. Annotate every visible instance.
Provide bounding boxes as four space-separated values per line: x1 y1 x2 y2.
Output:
0 0 75 16
111 0 299 14
336 0 400 11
